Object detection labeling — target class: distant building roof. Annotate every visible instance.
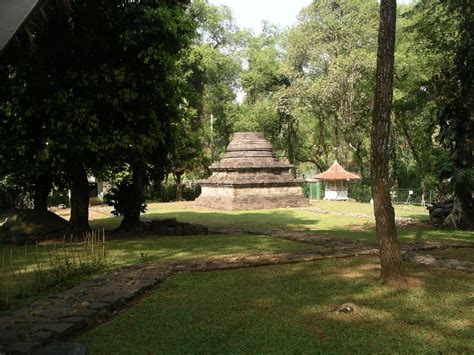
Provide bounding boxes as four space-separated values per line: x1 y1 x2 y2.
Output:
311 160 360 181
0 0 43 51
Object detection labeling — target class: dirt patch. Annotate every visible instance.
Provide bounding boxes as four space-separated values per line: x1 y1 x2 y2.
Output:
0 210 68 243
50 205 113 221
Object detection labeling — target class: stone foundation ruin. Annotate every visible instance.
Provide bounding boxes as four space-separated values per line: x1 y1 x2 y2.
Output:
195 132 309 210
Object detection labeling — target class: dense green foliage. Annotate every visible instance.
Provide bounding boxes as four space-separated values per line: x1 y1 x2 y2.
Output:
0 0 196 230
0 0 471 229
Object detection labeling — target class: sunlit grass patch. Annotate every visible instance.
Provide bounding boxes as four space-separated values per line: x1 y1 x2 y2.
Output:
78 256 474 354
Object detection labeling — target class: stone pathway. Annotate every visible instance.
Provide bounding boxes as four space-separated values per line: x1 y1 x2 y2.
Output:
1 229 473 354
262 229 474 272
303 207 415 224
403 252 474 272
0 247 379 354
245 228 474 254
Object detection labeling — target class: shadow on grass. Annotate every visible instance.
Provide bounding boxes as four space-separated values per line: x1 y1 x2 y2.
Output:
144 210 321 230
91 209 321 233
78 256 474 353
105 234 313 265
91 208 472 245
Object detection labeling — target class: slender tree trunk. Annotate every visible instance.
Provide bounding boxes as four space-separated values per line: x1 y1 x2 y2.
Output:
286 118 297 178
353 143 366 180
33 173 52 212
399 117 426 200
175 171 183 201
390 125 399 190
119 163 145 230
371 0 407 287
68 163 90 235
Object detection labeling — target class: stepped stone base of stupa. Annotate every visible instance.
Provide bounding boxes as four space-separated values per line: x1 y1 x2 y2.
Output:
196 132 309 211
195 185 309 210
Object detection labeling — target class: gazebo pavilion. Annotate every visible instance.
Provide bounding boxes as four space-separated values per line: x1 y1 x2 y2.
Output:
308 160 360 201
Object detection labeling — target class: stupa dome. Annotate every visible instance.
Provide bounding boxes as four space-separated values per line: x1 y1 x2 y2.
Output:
195 132 308 210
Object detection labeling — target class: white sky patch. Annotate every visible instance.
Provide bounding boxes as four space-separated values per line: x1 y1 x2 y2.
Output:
208 0 312 34
208 0 414 34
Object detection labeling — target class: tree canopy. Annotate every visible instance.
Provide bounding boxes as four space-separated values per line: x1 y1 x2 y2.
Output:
0 0 471 230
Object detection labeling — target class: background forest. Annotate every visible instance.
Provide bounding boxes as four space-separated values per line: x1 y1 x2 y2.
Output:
0 0 472 231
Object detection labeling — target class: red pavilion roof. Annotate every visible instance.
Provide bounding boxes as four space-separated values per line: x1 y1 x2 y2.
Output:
312 160 360 181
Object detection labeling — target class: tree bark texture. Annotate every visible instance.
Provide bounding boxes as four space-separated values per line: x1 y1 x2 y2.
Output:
371 0 407 287
175 171 183 201
119 163 145 230
33 173 52 212
68 162 90 235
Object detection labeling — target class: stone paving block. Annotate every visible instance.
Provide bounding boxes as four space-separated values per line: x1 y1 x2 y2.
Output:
0 329 19 345
59 317 87 328
98 295 126 310
71 307 98 318
88 285 119 298
32 342 87 355
15 316 55 326
26 331 54 344
5 342 41 354
31 323 74 335
30 309 62 320
89 302 111 311
29 301 54 309
0 318 13 331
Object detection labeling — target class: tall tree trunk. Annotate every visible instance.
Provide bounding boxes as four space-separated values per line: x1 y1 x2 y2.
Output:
175 171 183 201
33 173 52 212
119 163 145 230
371 0 407 287
68 163 90 235
444 7 473 230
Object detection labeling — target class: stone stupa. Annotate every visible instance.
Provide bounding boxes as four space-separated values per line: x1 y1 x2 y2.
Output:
195 132 309 210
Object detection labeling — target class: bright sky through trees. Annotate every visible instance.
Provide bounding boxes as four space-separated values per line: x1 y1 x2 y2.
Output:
208 0 312 33
209 0 413 34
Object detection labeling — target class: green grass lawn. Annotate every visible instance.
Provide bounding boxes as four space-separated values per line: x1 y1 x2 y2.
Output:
1 201 471 314
78 256 474 354
90 201 472 244
0 233 313 274
2 201 473 351
0 234 313 313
